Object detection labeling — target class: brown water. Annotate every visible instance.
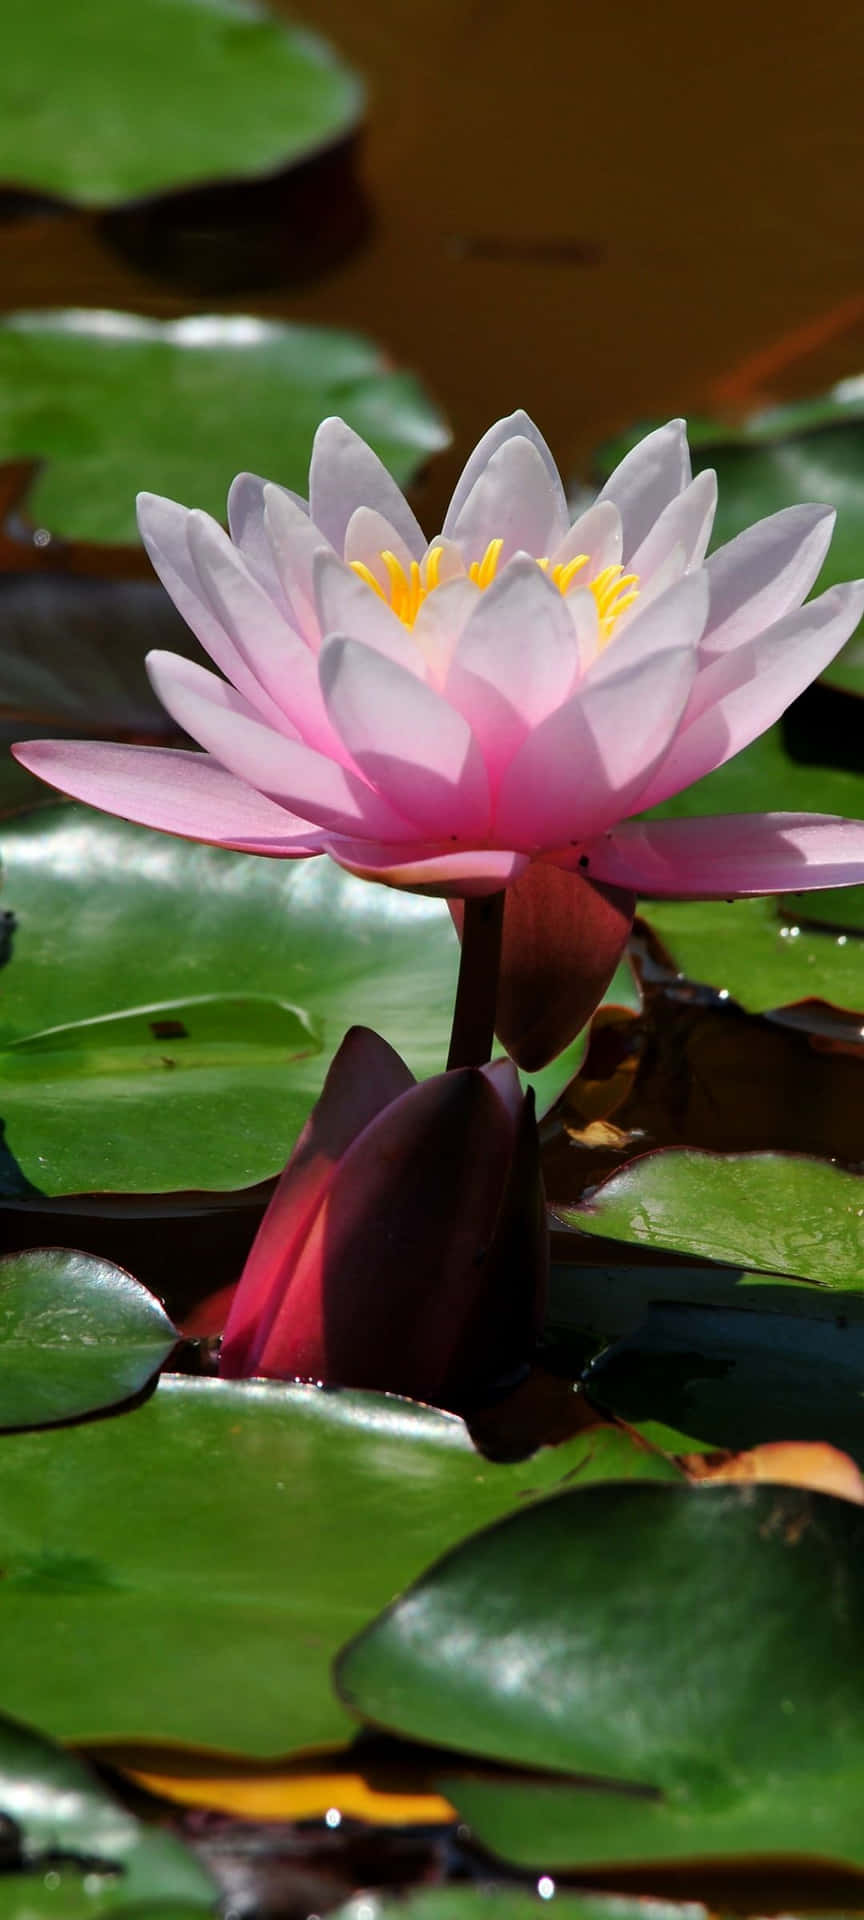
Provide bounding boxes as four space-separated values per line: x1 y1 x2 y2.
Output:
4 0 864 528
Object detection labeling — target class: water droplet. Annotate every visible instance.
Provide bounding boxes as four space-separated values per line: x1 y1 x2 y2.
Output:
718 988 729 1001
538 1876 556 1899
43 1872 61 1890
325 1806 342 1828
33 528 52 549
837 934 848 945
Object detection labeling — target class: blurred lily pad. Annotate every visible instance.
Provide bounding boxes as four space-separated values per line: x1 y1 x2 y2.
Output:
0 1248 177 1428
338 1479 864 1869
0 0 362 208
0 1378 677 1755
0 806 458 1194
560 1148 864 1287
0 1711 215 1907
0 311 449 545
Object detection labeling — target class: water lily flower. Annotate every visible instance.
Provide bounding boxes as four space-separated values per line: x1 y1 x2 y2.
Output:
220 1026 547 1410
14 413 864 903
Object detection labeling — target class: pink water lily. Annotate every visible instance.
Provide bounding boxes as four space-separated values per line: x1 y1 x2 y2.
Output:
13 411 864 899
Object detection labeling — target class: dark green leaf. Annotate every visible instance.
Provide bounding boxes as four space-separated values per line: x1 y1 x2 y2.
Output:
0 1249 177 1428
338 1481 864 1867
558 1149 864 1287
0 1378 674 1755
0 312 448 544
0 806 457 1193
0 0 361 207
0 1713 215 1906
332 1895 712 1920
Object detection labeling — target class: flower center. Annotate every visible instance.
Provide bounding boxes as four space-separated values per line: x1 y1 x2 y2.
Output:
350 538 639 641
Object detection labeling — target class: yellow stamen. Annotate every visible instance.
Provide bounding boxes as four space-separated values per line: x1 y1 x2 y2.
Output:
351 535 639 643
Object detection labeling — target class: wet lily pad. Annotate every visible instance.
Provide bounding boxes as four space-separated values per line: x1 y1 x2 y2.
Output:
0 0 362 209
0 806 457 1194
0 311 449 545
0 1248 177 1428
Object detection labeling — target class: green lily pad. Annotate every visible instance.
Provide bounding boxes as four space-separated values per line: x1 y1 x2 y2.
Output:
640 894 864 1016
559 1149 864 1287
0 1249 177 1428
0 311 449 545
333 1896 713 1920
338 1480 864 1868
0 1377 679 1755
0 0 361 208
587 1300 864 1459
0 1713 215 1907
0 805 457 1194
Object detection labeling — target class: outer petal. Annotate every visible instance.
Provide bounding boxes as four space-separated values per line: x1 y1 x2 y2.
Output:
145 651 416 839
445 436 570 565
577 812 864 897
628 469 718 587
443 410 567 543
319 636 491 839
10 741 325 855
596 420 691 561
136 492 291 731
263 483 330 647
445 556 581 781
634 580 864 811
227 472 293 613
411 576 481 682
324 839 530 897
702 504 836 656
495 643 698 850
313 549 426 676
248 1066 528 1405
309 417 426 559
221 1026 415 1377
451 863 636 1070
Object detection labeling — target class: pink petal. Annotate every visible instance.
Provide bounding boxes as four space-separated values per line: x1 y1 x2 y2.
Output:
634 580 864 811
596 420 690 561
443 410 566 542
309 417 426 559
313 550 426 676
495 642 698 850
324 839 530 897
10 741 326 854
319 637 491 839
549 500 623 573
445 436 569 565
577 812 864 897
703 504 836 656
145 651 415 839
262 483 330 647
445 557 581 781
585 571 709 686
411 576 481 682
221 1026 415 1377
249 1066 526 1404
227 472 293 613
629 469 718 587
136 492 291 731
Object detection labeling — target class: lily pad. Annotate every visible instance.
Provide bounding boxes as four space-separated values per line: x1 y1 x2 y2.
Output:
0 805 457 1194
0 1377 678 1755
0 1712 215 1907
333 1897 711 1920
640 894 864 1016
559 1148 864 1287
0 575 199 735
0 1248 177 1428
338 1480 864 1868
0 0 361 208
0 311 449 545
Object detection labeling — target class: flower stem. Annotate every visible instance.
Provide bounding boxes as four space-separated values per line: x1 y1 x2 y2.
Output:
447 891 506 1071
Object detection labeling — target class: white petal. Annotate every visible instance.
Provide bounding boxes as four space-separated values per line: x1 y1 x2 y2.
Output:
227 473 292 612
549 500 623 573
263 483 330 647
703 504 836 655
411 576 481 682
629 469 718 586
586 571 710 687
313 550 426 676
309 417 426 558
446 557 581 780
343 505 416 581
443 410 567 540
319 636 490 839
446 436 570 565
596 420 691 561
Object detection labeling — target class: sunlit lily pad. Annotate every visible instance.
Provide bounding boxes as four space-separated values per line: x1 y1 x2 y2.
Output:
0 1248 177 1428
559 1148 864 1287
0 0 362 208
0 1378 679 1755
0 311 449 545
0 806 457 1195
338 1479 864 1869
